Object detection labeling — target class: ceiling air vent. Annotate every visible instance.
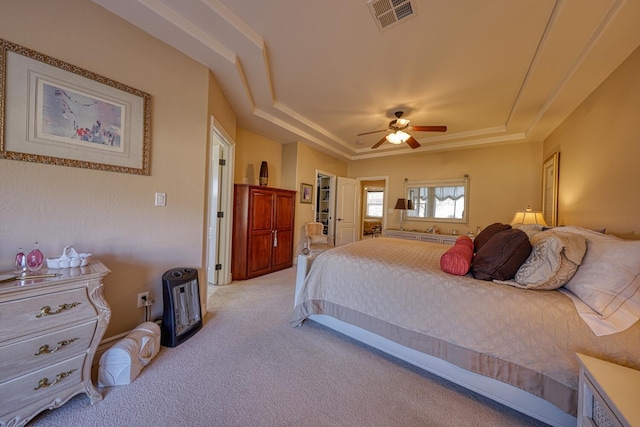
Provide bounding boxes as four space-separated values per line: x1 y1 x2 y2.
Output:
367 0 417 32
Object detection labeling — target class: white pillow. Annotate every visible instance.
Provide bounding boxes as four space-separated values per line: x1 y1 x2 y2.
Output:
512 223 544 239
558 227 640 332
511 231 586 290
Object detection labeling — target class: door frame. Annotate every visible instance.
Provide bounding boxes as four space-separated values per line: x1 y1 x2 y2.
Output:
206 116 235 286
315 170 337 239
358 175 390 234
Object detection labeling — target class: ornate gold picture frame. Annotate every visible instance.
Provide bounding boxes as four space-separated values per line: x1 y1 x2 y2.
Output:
0 38 151 175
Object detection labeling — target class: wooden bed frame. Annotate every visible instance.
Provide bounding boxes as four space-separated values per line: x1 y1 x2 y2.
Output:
295 254 576 427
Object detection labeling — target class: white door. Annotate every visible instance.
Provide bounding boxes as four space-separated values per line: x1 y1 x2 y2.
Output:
206 118 234 286
335 177 360 246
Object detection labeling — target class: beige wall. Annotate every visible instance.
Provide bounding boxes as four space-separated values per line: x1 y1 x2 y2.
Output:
230 137 348 258
290 143 348 254
544 45 640 239
208 72 237 143
348 142 543 235
0 0 232 337
234 128 284 188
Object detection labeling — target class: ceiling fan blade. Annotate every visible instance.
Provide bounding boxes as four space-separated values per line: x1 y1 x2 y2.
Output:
405 135 421 149
411 125 447 132
371 136 387 149
357 129 388 136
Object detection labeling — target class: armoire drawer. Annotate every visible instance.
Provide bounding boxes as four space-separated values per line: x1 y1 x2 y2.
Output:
0 287 96 342
0 320 96 382
0 354 84 416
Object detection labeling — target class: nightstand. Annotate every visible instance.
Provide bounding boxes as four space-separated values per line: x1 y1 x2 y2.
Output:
576 353 640 427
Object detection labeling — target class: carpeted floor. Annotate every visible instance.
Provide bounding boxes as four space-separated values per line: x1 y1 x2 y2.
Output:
29 267 548 426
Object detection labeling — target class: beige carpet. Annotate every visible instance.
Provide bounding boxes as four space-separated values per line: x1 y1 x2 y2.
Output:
29 267 547 426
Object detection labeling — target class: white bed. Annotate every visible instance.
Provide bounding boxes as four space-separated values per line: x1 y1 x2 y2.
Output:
292 231 640 427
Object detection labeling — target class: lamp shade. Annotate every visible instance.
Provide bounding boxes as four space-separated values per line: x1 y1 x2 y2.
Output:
394 198 409 210
510 206 548 226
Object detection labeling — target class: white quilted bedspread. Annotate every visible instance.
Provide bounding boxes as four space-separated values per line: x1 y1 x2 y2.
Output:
292 237 640 415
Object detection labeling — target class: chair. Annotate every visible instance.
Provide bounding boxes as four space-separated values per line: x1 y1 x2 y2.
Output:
304 222 334 255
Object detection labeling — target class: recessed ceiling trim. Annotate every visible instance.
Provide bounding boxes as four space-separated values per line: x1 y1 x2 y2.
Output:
525 0 625 137
139 0 236 63
253 109 354 160
234 59 256 111
353 133 528 160
505 1 560 129
200 0 264 49
273 102 356 151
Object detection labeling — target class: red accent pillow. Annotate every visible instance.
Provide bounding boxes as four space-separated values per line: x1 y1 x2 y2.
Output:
455 236 474 251
440 242 473 276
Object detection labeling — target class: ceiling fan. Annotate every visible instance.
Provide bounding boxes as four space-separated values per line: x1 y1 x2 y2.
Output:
357 111 447 149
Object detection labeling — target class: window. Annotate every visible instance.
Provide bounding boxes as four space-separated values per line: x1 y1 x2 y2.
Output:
405 176 469 223
365 189 384 218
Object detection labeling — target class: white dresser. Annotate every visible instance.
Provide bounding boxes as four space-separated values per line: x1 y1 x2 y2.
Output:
0 261 110 426
384 229 466 245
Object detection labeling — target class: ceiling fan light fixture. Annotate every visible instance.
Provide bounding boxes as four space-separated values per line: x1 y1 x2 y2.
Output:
396 118 410 128
386 130 409 144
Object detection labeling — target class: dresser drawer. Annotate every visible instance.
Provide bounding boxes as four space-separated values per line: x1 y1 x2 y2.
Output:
0 287 96 342
0 354 84 416
0 320 96 382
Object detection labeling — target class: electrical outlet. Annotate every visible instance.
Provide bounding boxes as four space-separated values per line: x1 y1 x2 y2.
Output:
137 291 149 308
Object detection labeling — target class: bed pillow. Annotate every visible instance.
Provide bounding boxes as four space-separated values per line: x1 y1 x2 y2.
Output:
512 223 544 239
473 223 511 253
471 228 532 281
440 240 473 276
455 236 474 251
558 227 640 328
506 231 587 290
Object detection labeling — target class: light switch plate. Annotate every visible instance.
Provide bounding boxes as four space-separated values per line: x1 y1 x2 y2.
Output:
155 192 166 206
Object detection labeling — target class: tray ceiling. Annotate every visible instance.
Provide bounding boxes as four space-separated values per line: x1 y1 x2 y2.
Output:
93 0 640 160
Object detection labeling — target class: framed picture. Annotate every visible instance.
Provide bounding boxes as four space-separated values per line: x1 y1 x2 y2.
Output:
0 38 151 175
300 183 313 204
542 152 559 226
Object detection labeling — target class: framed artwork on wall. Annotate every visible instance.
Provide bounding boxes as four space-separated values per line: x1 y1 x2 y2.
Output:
300 183 312 204
0 38 151 175
542 152 559 226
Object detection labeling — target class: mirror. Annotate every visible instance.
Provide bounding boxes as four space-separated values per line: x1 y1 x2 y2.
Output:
542 153 559 226
406 176 469 224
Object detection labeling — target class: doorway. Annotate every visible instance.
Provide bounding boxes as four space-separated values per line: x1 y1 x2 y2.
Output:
359 176 389 239
206 117 234 292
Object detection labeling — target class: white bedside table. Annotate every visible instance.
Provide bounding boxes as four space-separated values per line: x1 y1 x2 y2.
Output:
576 353 640 427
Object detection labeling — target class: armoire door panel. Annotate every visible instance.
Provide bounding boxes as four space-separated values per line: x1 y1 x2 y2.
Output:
274 192 294 230
272 229 293 270
248 232 273 275
250 191 274 231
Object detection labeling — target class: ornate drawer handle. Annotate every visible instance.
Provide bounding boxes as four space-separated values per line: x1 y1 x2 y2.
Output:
34 338 80 356
35 302 81 318
34 369 77 390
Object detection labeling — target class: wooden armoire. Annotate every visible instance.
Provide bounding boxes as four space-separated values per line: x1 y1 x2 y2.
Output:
231 184 296 280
